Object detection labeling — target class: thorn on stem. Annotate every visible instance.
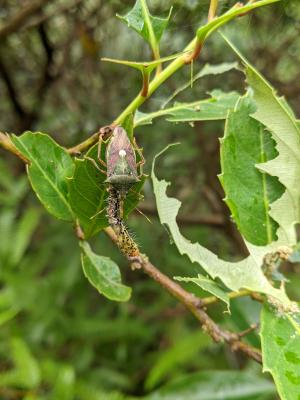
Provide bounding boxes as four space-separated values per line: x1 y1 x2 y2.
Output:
184 42 203 64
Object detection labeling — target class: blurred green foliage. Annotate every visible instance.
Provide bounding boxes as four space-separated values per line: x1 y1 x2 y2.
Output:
0 0 299 398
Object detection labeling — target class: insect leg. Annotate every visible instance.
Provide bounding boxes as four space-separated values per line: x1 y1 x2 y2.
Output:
84 156 107 175
133 138 145 177
97 133 108 168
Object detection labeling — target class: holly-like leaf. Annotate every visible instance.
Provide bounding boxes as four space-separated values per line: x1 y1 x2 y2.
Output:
117 0 172 45
174 275 230 311
135 91 240 126
162 61 239 108
68 142 146 239
260 304 300 400
146 370 276 400
220 94 284 246
223 34 300 247
80 241 131 302
151 145 290 306
11 132 74 221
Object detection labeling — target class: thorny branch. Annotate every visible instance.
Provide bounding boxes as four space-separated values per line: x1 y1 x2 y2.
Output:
66 2 266 155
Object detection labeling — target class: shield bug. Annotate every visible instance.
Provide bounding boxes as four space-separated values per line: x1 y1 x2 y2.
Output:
105 126 143 195
86 125 145 219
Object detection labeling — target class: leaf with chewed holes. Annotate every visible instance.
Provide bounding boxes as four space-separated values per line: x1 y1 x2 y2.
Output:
260 304 300 400
151 144 291 308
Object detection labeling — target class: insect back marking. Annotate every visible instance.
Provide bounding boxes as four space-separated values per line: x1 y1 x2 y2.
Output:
104 126 143 261
105 126 140 193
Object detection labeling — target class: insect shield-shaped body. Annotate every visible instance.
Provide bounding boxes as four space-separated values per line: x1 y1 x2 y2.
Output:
105 126 139 195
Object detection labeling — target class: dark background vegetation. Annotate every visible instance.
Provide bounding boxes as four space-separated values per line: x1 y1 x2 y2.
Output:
0 0 299 398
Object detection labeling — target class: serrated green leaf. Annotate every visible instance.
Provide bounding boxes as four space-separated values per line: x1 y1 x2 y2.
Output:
151 144 290 306
145 332 211 391
135 91 239 126
223 34 300 246
117 0 172 45
220 94 284 246
261 304 300 400
174 274 230 311
68 142 146 239
146 370 276 400
80 241 131 302
162 62 239 108
11 132 74 221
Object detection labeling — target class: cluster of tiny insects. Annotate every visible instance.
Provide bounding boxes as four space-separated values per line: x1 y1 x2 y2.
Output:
86 125 145 264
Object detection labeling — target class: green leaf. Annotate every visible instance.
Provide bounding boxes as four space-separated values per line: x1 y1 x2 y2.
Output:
122 114 134 141
0 308 19 326
223 34 300 246
68 143 146 238
174 274 230 311
220 94 284 246
197 0 281 44
135 91 240 126
11 132 74 221
80 241 131 302
151 145 290 306
52 365 75 400
162 62 239 108
145 332 211 391
9 207 40 267
146 370 276 400
0 338 41 389
117 0 172 45
261 304 300 400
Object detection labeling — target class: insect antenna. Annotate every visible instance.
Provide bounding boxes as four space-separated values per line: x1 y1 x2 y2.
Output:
134 207 152 224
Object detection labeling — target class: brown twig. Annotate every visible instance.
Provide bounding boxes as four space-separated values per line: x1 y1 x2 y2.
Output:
237 323 259 338
0 0 49 40
67 125 115 155
104 226 262 363
67 130 101 155
0 132 29 163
